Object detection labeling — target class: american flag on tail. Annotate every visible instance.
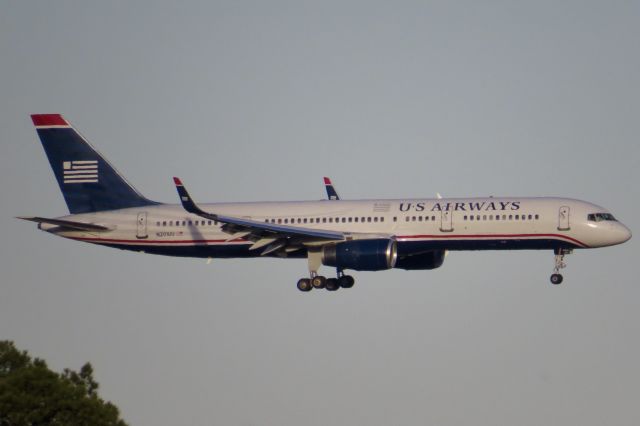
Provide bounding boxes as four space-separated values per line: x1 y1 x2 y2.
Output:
63 160 98 184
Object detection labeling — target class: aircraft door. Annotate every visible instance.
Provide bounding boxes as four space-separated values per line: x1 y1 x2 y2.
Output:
440 209 453 232
557 206 570 231
136 212 148 239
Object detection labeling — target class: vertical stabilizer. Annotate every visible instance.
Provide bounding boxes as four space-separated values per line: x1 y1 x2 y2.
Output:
31 114 159 214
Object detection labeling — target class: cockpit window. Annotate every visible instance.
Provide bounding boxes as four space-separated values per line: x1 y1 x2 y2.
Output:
588 213 616 222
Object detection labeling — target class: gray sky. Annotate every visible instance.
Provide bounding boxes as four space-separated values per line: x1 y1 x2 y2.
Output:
1 1 639 425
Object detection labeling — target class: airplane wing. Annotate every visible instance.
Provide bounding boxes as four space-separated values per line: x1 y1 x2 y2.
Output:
173 178 345 255
323 177 340 200
17 216 111 232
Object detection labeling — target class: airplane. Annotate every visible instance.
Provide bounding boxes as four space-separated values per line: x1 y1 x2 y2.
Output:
19 114 632 292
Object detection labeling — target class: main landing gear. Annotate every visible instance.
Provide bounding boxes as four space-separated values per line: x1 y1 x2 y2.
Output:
298 249 354 292
550 248 572 285
297 271 355 292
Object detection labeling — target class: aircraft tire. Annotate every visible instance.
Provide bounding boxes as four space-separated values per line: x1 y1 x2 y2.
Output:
325 278 340 291
339 275 355 288
311 276 326 289
297 278 312 292
550 273 563 285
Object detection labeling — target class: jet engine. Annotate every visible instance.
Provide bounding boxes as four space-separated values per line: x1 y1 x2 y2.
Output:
322 239 397 271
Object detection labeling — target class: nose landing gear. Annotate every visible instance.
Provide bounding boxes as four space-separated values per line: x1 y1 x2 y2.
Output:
550 248 572 285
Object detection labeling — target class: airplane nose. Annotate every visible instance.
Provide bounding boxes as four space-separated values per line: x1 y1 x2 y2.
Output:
619 224 632 244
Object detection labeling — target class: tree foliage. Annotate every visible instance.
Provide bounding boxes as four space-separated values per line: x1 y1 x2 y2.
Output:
0 341 127 426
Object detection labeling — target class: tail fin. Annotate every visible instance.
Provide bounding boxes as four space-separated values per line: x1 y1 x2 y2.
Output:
31 114 159 214
323 177 340 200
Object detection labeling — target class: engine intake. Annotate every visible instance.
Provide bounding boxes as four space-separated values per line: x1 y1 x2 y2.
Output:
322 239 397 271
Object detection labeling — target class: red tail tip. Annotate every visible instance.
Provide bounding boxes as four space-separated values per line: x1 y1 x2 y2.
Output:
31 114 69 126
173 177 183 185
323 177 332 185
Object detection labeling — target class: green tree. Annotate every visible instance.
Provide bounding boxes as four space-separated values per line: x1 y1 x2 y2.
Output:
0 341 127 426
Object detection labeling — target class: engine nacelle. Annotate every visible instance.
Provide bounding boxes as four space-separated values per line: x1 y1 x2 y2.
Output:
394 250 446 270
322 239 397 271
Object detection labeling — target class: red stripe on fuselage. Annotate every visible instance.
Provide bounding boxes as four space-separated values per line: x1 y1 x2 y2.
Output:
69 237 248 244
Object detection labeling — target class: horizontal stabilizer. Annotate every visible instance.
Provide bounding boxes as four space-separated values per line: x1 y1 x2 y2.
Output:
17 216 111 232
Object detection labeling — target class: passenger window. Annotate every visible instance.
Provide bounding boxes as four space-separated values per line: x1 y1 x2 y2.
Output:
418 216 422 222
482 215 487 221
406 217 410 222
277 219 282 224
464 215 468 221
502 215 506 220
535 214 539 220
469 216 474 221
355 217 359 222
341 218 346 223
515 215 519 220
381 217 384 222
489 215 493 220
393 217 397 222
348 217 353 223
367 217 372 222
528 215 532 220
374 217 378 222
495 215 500 221
156 221 160 226
508 215 513 220
322 218 327 223
431 216 436 221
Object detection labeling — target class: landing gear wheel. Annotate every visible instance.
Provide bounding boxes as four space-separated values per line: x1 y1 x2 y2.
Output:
325 278 340 291
311 276 326 289
550 273 563 285
297 278 312 292
338 275 355 288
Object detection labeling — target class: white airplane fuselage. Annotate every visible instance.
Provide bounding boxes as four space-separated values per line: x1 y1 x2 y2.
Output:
41 197 630 257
